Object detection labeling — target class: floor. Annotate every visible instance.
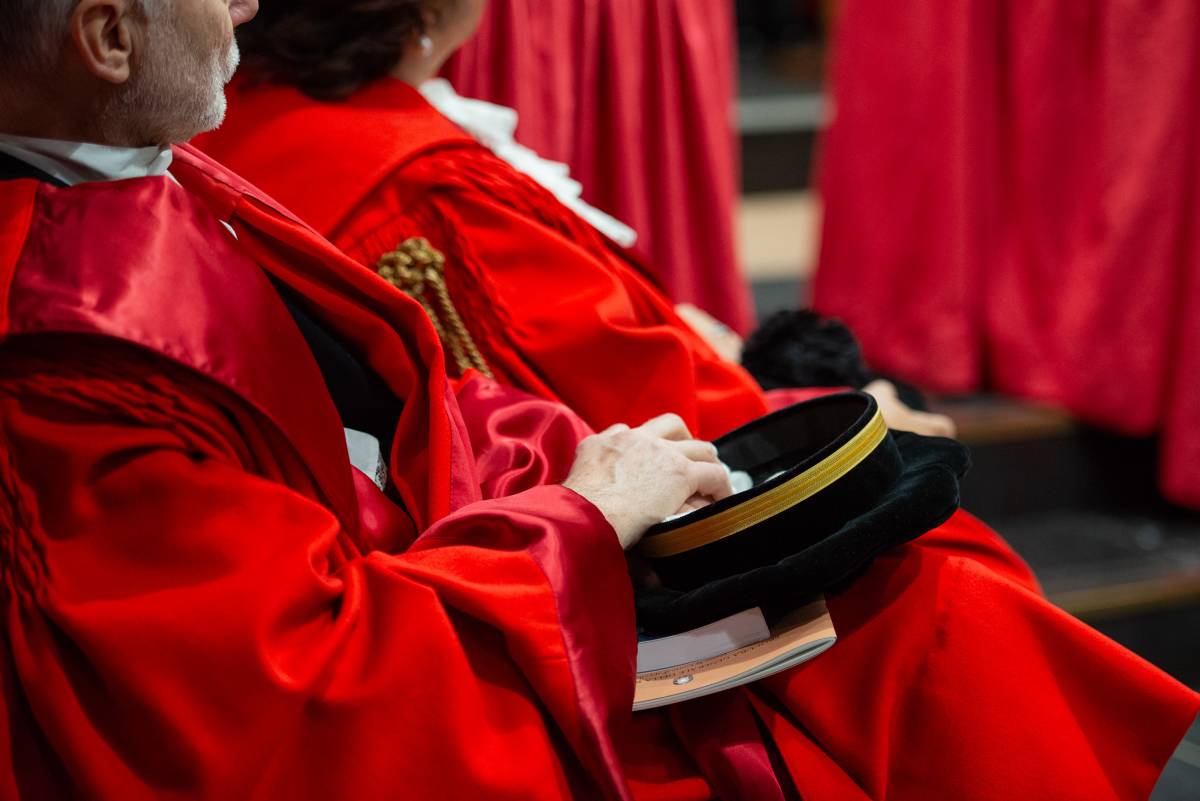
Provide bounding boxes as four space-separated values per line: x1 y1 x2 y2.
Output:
1153 714 1200 800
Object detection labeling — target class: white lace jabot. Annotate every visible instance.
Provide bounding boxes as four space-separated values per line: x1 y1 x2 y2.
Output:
419 79 638 248
0 133 173 187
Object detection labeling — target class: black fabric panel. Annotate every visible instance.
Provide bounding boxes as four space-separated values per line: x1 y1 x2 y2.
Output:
269 278 401 456
0 151 67 186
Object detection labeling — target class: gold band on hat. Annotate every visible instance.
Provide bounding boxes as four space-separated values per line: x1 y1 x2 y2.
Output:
639 410 888 559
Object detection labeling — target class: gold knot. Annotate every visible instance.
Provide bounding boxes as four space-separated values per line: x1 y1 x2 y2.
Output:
376 237 446 294
375 238 493 379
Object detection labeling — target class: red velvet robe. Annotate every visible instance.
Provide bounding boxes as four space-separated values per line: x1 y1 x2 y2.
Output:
815 1 1200 508
441 0 754 334
196 83 1200 800
198 77 769 441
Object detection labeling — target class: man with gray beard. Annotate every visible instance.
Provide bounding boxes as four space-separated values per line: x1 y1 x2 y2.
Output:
0 2 743 799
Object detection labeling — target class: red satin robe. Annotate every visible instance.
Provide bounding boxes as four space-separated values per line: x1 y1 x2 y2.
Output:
196 82 1200 800
0 147 641 800
816 1 1200 508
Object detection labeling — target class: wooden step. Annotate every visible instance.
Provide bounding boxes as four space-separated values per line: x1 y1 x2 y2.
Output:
929 395 1077 445
1014 511 1200 620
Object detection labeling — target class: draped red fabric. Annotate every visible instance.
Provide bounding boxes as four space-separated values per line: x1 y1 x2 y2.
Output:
0 163 643 800
443 0 754 333
198 79 1200 801
815 1 1200 507
197 77 769 441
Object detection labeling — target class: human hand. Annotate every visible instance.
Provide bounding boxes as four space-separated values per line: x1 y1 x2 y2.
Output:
563 413 734 549
864 379 957 438
676 303 744 364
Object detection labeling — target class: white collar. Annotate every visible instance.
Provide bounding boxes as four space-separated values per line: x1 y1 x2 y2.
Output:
419 79 520 149
419 79 638 248
0 133 173 187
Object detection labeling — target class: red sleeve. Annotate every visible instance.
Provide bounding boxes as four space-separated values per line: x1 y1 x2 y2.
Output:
333 150 769 441
450 372 595 500
0 347 634 801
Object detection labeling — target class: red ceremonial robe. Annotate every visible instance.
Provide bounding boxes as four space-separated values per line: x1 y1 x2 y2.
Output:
815 1 1200 508
199 77 770 441
441 0 754 333
0 146 641 800
197 82 1200 800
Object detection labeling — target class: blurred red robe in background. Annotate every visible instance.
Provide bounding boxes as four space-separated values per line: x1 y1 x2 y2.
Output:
443 0 755 333
815 1 1200 507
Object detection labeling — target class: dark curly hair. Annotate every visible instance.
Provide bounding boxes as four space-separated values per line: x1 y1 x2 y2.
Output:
741 309 873 390
238 0 452 101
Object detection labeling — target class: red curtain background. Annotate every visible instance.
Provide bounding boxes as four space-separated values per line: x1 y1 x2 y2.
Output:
815 1 1200 507
444 0 755 333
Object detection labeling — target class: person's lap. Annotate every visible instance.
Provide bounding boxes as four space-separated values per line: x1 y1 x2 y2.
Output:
751 521 1197 800
619 512 1197 800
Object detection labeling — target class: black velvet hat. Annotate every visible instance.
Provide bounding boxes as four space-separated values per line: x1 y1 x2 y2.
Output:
635 392 969 635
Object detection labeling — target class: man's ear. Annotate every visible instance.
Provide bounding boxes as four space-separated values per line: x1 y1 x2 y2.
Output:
69 0 140 85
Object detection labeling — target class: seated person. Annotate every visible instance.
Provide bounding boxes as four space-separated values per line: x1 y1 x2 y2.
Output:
194 2 1200 799
0 1 743 798
200 0 955 442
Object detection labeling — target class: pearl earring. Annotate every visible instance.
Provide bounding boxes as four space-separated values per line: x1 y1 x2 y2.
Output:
419 35 434 55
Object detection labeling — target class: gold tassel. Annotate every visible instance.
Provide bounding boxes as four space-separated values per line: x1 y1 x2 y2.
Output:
376 238 494 379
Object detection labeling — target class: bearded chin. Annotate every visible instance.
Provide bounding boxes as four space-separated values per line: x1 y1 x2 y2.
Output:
223 39 242 85
112 36 241 146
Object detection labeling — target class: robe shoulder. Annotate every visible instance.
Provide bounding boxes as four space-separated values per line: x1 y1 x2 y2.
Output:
197 79 769 437
194 77 476 237
1 175 318 431
332 146 770 439
0 174 378 527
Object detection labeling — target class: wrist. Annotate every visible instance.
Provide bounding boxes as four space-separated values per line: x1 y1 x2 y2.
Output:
561 482 644 549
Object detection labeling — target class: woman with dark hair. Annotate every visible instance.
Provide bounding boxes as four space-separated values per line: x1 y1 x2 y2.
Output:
197 3 1199 800
209 0 952 439
236 0 484 101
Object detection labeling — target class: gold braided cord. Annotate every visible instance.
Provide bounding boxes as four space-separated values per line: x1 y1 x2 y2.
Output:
375 238 494 379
